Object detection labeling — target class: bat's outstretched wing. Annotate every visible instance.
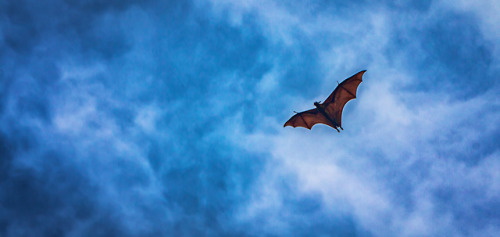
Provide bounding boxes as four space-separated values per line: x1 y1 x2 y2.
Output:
322 70 365 128
283 109 336 130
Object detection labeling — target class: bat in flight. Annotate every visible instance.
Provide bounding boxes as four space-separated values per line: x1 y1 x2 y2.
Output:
284 70 366 132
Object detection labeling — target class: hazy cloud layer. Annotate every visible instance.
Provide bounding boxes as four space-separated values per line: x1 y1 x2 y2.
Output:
1 0 499 236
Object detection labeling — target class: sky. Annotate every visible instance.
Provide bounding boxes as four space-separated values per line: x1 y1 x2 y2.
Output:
1 0 500 236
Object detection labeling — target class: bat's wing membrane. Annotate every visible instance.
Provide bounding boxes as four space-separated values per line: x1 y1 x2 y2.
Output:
323 70 365 127
284 108 336 130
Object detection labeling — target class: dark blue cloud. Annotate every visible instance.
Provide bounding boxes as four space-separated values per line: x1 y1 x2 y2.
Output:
1 0 499 236
0 0 357 236
387 10 495 98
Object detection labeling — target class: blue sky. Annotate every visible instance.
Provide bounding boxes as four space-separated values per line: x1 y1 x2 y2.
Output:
1 0 499 236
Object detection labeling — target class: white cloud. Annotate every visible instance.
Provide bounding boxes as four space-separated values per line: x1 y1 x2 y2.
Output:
209 0 500 235
235 81 500 236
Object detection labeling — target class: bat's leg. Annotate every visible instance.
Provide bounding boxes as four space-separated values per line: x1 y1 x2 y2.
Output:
335 127 340 133
340 126 343 130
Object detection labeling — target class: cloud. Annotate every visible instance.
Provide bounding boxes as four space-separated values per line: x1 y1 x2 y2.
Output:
1 0 499 236
205 0 500 236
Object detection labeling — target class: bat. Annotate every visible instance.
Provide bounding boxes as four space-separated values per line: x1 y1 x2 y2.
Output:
284 70 366 132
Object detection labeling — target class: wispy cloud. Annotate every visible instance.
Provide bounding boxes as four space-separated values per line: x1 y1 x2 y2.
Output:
205 0 500 236
0 0 499 236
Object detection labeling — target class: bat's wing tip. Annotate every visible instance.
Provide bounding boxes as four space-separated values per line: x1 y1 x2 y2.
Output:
353 70 366 81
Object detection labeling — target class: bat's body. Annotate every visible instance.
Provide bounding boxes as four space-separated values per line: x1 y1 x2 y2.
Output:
284 70 366 132
313 102 341 132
